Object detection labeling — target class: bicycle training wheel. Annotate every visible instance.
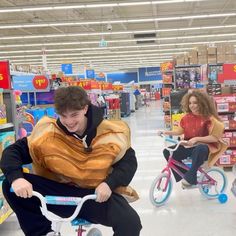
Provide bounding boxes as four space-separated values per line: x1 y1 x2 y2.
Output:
86 227 103 236
198 167 227 199
149 173 172 207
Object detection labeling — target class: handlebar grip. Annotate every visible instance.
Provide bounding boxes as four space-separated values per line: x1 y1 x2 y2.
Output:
165 137 178 144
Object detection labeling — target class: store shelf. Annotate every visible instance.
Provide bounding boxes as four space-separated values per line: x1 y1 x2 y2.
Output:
0 123 14 130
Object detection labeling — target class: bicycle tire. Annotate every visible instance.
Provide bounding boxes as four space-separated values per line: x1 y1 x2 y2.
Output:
198 167 227 199
86 227 103 236
149 173 172 207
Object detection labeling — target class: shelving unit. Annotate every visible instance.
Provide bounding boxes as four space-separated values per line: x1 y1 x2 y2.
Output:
160 63 175 129
213 95 236 167
0 90 18 225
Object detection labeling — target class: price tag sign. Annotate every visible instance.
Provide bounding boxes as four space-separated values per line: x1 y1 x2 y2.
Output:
223 64 236 78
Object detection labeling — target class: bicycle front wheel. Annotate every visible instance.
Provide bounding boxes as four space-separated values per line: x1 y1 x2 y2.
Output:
198 167 227 199
149 173 172 207
87 228 103 236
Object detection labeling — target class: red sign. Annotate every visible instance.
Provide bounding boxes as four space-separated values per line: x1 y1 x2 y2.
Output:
90 80 99 90
160 61 174 72
112 85 123 91
102 82 113 91
32 75 49 90
223 64 236 78
0 61 11 89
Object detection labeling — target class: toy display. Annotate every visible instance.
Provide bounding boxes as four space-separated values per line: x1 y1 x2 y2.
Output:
175 67 201 89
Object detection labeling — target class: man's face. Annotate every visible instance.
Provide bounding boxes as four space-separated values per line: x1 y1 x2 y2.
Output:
59 105 88 134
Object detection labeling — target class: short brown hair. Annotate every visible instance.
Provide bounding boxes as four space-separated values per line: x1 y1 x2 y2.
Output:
54 86 90 114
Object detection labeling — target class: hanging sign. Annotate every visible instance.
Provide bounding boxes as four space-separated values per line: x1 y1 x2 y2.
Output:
0 61 11 89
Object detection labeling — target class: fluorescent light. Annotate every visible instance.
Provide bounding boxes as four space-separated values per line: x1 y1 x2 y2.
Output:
1 12 236 29
1 24 236 48
0 1 208 13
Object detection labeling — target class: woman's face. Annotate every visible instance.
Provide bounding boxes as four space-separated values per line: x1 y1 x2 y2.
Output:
59 105 88 134
189 96 199 115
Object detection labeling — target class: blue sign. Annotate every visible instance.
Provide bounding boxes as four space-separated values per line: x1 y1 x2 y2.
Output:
138 67 162 82
61 64 73 74
86 69 95 79
12 75 49 92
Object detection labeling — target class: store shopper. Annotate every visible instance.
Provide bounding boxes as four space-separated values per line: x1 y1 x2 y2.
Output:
0 86 142 236
160 90 227 187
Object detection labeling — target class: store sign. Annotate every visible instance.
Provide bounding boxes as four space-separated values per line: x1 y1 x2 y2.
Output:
138 67 162 82
61 63 73 75
99 39 108 47
32 75 49 90
85 69 95 79
12 75 50 91
160 61 174 72
223 64 236 78
0 61 11 89
101 82 113 91
113 85 123 91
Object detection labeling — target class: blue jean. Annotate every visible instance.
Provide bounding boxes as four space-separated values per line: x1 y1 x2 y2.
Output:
163 144 209 185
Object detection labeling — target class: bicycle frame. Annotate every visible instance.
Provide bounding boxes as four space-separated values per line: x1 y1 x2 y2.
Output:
158 139 218 192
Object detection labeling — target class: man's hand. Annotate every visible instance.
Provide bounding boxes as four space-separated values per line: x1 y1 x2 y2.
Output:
11 178 33 198
95 182 112 203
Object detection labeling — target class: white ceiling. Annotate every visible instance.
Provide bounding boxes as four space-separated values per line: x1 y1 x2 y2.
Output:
0 0 235 74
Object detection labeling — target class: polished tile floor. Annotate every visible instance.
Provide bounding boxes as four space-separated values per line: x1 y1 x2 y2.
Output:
1 100 236 236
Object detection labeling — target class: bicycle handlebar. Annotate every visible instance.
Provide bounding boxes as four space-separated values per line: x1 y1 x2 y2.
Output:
158 133 188 152
10 188 97 222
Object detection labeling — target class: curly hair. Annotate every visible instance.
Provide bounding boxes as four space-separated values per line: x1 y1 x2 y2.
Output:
181 90 220 120
54 86 91 115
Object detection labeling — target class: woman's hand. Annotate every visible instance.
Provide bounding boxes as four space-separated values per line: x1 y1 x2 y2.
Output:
11 178 33 198
95 182 112 203
187 137 199 146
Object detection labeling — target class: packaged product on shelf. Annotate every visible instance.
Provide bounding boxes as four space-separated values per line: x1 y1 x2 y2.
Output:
0 187 13 224
0 89 3 105
0 131 16 157
0 104 7 125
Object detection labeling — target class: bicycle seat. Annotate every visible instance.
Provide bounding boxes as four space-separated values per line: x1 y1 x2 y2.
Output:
71 218 92 226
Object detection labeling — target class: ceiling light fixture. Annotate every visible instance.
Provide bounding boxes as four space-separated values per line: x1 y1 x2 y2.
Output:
0 0 207 13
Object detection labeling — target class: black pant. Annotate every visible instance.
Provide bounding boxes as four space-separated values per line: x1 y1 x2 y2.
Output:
2 174 142 236
163 144 209 184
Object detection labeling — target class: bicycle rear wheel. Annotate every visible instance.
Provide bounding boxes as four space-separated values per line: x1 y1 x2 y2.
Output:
198 167 227 199
149 173 172 207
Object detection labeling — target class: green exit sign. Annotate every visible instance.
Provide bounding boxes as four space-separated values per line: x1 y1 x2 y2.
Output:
99 39 108 47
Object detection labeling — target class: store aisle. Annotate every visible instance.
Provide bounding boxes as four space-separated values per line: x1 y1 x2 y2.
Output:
1 100 236 236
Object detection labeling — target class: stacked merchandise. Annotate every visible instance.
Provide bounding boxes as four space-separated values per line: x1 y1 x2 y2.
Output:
169 89 187 130
207 84 221 95
160 61 174 98
175 43 236 66
23 107 57 135
0 89 7 126
175 66 201 89
105 96 121 120
214 95 236 166
120 92 131 117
